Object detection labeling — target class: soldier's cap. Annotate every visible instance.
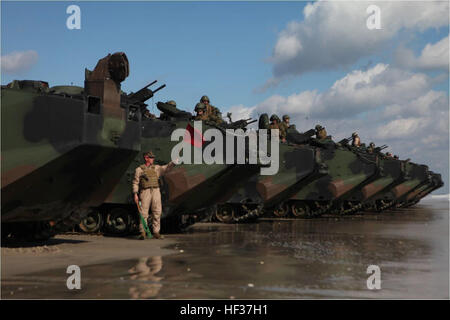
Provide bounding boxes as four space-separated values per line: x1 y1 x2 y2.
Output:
200 95 210 103
166 100 176 106
270 114 280 121
195 102 206 111
143 151 155 158
315 124 324 131
352 132 358 137
282 115 290 120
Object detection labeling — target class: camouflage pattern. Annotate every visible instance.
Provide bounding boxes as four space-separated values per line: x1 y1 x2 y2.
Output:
1 52 142 240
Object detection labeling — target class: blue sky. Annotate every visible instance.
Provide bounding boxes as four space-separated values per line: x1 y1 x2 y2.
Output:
3 1 314 109
2 2 447 108
2 1 449 194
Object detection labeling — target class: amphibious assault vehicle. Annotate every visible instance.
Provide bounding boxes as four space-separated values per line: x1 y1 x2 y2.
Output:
1 52 145 241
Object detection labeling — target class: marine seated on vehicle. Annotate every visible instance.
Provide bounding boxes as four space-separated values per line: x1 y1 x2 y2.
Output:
200 95 222 119
269 114 286 142
193 102 224 125
194 102 208 121
279 115 291 134
351 132 361 147
315 124 328 140
367 142 376 154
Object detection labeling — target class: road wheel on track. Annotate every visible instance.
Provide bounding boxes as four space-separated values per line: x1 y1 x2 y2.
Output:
273 203 289 217
215 205 235 223
79 210 103 233
291 202 310 218
104 207 132 236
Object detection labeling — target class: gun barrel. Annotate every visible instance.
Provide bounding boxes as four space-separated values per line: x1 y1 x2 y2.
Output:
153 84 166 94
145 80 158 88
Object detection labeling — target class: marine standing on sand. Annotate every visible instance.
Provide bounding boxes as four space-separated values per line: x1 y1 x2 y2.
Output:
132 151 177 240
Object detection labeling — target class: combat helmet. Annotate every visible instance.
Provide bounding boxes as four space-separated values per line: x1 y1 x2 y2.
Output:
166 100 176 106
282 115 290 121
315 124 324 131
143 151 155 158
352 132 358 137
270 114 280 122
369 142 375 148
200 95 210 103
195 102 206 112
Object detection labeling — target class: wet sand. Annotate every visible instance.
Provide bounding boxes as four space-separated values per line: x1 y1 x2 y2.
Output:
2 200 448 299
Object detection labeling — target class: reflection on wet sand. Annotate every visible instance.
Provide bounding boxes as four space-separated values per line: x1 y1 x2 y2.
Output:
128 256 163 299
1 200 448 299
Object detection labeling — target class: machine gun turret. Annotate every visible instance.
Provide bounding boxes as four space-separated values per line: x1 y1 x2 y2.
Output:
374 144 388 152
338 135 353 145
122 80 166 120
284 128 315 145
223 118 257 130
127 80 165 105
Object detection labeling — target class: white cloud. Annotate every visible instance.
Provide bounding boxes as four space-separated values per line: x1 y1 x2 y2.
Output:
395 35 449 71
249 63 438 120
1 50 39 74
376 117 431 140
263 0 448 89
227 104 255 122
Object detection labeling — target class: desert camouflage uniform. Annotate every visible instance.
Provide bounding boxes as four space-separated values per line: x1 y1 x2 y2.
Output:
132 162 175 235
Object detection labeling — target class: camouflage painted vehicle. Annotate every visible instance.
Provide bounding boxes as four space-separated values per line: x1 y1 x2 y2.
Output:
210 120 443 222
281 136 379 217
394 163 432 207
398 169 443 208
210 116 380 221
79 101 260 235
1 52 143 241
356 155 406 211
369 161 430 210
213 141 325 222
404 172 444 206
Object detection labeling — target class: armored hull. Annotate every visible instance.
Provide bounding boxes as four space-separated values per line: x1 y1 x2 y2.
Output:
1 52 142 241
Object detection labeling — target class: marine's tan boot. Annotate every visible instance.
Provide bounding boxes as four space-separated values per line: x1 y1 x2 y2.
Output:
153 233 164 239
138 232 146 240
